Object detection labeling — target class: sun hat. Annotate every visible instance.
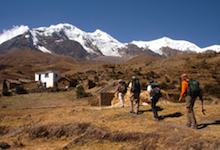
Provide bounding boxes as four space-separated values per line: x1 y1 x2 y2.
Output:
118 79 122 82
181 74 187 77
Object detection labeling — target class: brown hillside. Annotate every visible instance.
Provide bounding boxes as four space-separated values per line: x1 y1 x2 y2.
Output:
1 50 220 99
125 54 162 64
0 50 81 80
0 50 79 66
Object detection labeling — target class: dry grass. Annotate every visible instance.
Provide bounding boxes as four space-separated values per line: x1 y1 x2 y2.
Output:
1 50 220 149
0 89 220 149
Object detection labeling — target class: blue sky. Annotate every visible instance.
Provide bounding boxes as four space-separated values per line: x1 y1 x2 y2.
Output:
0 0 220 48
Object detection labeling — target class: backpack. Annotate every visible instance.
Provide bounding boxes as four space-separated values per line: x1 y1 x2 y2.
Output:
119 81 127 93
187 79 201 97
131 78 141 93
150 82 162 98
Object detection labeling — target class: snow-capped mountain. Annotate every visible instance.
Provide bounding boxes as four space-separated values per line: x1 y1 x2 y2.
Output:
0 23 220 61
131 37 220 54
23 23 125 57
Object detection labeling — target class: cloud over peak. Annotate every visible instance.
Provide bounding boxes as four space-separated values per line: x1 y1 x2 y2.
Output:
0 25 29 45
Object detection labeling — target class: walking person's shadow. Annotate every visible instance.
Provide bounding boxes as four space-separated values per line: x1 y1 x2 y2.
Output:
159 112 183 120
198 120 220 129
139 106 164 114
139 106 183 120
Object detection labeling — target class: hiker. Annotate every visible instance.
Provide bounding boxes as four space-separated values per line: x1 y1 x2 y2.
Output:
179 74 204 129
128 76 141 114
115 79 126 107
147 79 162 121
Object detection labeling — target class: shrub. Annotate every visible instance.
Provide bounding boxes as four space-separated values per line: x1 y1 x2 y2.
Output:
15 86 27 94
94 75 99 82
203 84 220 98
167 84 176 89
76 85 91 99
169 94 185 103
159 82 168 89
146 71 160 79
2 105 7 108
159 82 176 90
48 87 59 92
91 101 99 106
172 80 178 85
133 69 141 75
141 82 147 90
165 76 170 83
2 91 11 96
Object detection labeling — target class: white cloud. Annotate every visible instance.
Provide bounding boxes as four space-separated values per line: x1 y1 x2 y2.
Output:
0 25 29 45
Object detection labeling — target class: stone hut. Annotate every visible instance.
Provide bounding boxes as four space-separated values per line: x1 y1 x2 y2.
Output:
58 77 77 89
3 79 21 92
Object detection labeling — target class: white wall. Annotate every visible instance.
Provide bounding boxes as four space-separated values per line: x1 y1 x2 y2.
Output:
35 71 60 88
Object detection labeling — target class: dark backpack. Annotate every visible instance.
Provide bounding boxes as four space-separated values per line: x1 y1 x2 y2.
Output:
119 81 127 93
131 78 141 93
187 79 201 97
150 82 162 98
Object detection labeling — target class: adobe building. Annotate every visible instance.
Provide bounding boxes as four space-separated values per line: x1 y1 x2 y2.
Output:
35 70 60 88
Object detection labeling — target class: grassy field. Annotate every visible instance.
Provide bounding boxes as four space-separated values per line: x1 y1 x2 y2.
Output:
0 89 220 150
1 51 220 149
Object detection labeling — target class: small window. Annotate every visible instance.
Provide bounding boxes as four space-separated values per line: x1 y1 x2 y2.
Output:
45 73 49 77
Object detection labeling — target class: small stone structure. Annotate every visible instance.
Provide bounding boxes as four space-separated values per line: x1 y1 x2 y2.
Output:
3 79 21 92
100 92 115 106
58 77 77 89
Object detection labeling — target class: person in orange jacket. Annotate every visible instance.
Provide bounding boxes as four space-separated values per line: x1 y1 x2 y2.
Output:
179 74 203 129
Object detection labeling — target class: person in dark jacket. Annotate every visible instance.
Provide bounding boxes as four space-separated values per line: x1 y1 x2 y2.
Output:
147 79 160 121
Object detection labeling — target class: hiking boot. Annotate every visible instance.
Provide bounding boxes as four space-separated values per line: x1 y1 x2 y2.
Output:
186 124 191 128
130 111 134 114
191 126 198 130
154 117 159 121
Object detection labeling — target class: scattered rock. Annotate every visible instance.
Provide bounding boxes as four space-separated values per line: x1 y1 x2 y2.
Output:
0 142 10 149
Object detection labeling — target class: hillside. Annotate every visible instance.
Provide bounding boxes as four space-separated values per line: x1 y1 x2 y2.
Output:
125 54 162 65
1 50 220 97
0 50 81 81
0 50 220 149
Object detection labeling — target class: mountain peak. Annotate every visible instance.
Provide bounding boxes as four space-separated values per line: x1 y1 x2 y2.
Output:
94 29 103 33
0 25 29 45
48 23 77 30
160 37 172 41
132 37 203 54
1 23 220 60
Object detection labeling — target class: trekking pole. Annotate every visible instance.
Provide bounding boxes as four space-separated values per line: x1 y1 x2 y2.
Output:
201 100 206 115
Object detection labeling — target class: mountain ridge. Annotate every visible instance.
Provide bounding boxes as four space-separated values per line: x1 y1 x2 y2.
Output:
0 23 220 61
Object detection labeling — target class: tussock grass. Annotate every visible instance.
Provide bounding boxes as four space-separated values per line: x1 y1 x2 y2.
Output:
0 90 220 149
